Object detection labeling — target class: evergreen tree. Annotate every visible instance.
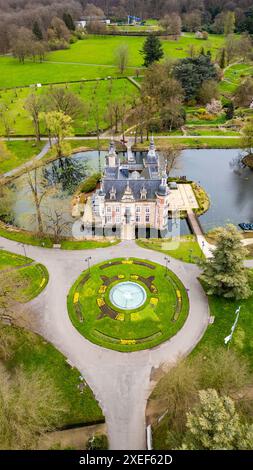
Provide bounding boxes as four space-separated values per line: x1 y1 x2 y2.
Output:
219 48 227 69
32 21 43 41
180 389 253 450
141 34 164 67
200 224 251 300
174 53 218 101
224 101 234 120
63 12 75 32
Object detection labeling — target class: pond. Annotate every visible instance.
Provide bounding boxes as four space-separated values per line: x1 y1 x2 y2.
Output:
2 148 253 237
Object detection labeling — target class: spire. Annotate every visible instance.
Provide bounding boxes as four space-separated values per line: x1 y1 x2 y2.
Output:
127 140 136 163
109 138 116 155
147 136 158 162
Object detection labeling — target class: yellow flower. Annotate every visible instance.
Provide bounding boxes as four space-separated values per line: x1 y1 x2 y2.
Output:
74 292 79 304
40 278 46 288
122 260 133 265
121 339 136 345
130 275 139 280
99 285 107 294
116 313 125 321
150 297 158 306
97 298 105 307
176 290 182 300
118 274 125 279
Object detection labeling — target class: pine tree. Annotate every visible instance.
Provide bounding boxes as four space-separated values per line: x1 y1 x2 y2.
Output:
141 34 164 67
200 224 251 300
32 21 43 41
63 13 75 32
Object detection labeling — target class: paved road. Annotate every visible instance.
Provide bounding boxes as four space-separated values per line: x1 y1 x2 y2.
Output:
0 237 209 450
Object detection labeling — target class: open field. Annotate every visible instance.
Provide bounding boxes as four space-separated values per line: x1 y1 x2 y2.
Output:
0 34 226 89
0 79 138 137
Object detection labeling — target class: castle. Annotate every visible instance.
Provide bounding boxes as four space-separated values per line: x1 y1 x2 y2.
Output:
90 138 170 240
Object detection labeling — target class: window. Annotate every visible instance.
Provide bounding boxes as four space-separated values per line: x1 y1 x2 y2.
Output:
145 207 150 213
106 206 112 213
136 215 140 223
145 215 150 223
106 216 112 224
136 206 141 213
116 216 121 224
116 206 120 213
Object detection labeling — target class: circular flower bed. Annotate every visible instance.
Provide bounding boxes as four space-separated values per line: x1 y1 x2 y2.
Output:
67 258 189 352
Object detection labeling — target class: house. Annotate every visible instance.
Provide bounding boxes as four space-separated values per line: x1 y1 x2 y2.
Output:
90 138 170 240
75 17 111 28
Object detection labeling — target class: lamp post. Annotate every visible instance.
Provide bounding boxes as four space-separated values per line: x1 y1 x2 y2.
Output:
164 256 170 277
18 242 27 259
202 240 205 258
85 256 92 273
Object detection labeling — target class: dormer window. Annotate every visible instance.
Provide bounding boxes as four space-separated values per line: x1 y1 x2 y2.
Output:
140 187 147 200
110 186 116 200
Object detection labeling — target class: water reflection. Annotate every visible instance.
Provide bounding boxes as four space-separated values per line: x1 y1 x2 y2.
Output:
2 148 253 236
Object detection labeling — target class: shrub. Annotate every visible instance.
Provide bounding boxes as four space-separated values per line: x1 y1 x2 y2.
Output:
87 434 108 450
79 173 101 194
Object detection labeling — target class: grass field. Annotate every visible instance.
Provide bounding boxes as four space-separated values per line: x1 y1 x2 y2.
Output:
2 326 104 428
0 34 226 89
0 249 49 302
152 270 253 449
136 236 202 263
0 141 44 175
67 258 189 352
0 79 138 137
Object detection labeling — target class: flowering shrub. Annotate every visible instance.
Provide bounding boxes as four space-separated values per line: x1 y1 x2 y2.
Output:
98 285 107 294
97 298 105 307
206 99 223 116
121 339 136 345
74 292 79 304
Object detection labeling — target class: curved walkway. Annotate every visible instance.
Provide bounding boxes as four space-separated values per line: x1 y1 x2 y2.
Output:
0 237 210 450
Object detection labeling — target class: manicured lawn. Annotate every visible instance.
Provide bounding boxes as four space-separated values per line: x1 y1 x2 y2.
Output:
0 79 138 137
0 225 54 247
0 34 226 89
136 236 202 263
0 249 49 302
61 239 119 250
193 271 253 368
3 326 104 427
220 63 253 96
0 249 32 269
0 141 44 175
67 258 189 352
151 270 253 449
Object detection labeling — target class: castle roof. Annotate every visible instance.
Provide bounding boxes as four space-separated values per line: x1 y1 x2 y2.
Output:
103 179 162 202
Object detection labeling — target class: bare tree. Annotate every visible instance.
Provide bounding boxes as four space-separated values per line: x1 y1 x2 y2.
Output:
25 93 43 142
43 86 85 120
44 208 72 243
160 145 182 175
0 365 66 449
115 44 129 74
26 168 55 234
0 104 12 140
